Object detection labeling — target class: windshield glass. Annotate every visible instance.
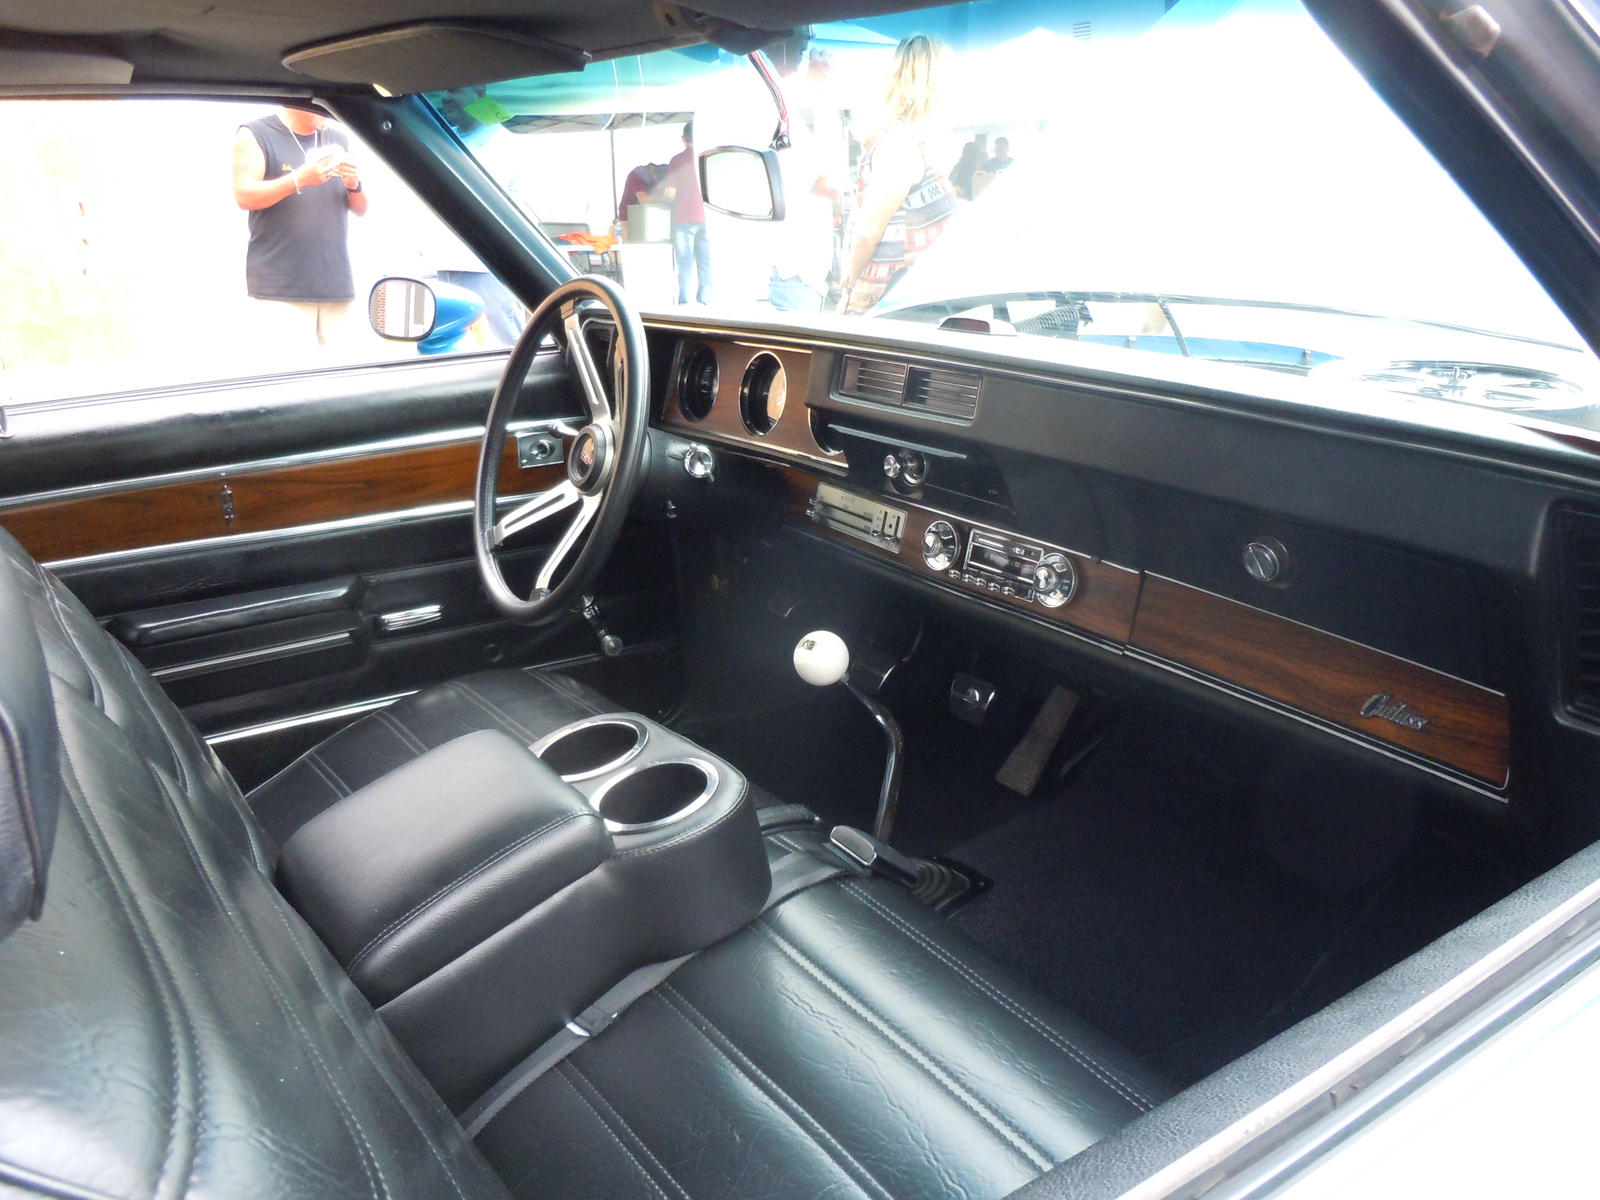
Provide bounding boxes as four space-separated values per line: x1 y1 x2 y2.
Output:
429 0 1600 435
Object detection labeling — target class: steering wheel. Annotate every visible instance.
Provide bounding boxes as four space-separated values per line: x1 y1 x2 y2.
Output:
474 275 650 624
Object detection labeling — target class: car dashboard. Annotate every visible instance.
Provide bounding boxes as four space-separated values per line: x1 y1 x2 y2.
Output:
638 311 1600 822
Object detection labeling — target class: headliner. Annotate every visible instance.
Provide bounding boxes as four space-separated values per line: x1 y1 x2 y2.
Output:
0 1 922 92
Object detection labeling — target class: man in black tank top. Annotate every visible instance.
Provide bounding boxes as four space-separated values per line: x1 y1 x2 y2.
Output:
232 108 369 349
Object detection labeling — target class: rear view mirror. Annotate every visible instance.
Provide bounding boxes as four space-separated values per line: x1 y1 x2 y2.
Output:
699 147 785 221
369 277 437 341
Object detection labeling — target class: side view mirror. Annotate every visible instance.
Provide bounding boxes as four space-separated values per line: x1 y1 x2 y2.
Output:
368 276 437 341
699 146 786 221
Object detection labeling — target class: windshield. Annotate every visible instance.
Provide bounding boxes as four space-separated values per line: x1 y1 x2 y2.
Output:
429 0 1600 435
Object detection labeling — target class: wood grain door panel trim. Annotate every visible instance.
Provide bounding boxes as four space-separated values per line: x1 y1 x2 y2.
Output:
0 437 560 563
1130 575 1510 786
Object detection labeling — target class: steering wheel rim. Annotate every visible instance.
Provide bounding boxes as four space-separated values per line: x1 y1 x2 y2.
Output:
473 274 650 624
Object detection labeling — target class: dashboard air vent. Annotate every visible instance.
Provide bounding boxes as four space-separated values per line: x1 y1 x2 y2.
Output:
1557 508 1600 722
905 367 980 420
839 356 909 405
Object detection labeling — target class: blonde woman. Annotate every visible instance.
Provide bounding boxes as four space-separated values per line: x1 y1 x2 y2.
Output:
839 35 959 314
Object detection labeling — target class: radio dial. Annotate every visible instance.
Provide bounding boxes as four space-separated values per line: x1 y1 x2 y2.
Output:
922 520 959 572
1033 553 1077 608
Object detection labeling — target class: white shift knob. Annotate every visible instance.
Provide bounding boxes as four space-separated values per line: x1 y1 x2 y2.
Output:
793 630 850 687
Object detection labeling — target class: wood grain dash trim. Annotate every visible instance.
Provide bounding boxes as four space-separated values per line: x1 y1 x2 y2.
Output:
1130 575 1510 786
0 437 561 563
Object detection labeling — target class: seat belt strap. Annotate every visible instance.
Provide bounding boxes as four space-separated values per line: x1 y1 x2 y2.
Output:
461 848 854 1139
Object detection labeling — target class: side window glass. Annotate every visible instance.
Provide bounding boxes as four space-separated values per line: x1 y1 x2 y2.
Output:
0 99 527 410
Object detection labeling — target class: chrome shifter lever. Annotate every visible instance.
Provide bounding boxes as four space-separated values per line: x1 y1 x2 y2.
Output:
793 631 905 843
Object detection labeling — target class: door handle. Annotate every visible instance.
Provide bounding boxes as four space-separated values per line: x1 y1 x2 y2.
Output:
377 604 443 635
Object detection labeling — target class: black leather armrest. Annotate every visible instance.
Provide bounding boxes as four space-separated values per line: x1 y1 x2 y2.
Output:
277 729 610 1004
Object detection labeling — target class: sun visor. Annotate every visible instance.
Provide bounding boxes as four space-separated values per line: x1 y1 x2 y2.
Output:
284 23 590 95
0 48 132 86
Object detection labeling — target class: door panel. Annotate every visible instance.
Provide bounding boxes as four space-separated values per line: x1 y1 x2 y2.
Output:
2 352 679 755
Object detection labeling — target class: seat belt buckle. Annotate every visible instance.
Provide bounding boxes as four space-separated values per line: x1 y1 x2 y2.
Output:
828 825 919 888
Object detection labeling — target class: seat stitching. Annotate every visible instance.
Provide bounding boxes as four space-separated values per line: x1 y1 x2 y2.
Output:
309 749 352 796
39 573 102 708
57 752 196 1200
614 779 749 860
257 893 478 1200
451 681 538 742
142 759 390 1200
658 985 891 1200
547 1068 672 1200
752 921 1055 1173
558 1062 691 1200
843 883 1155 1110
536 671 605 716
375 709 429 755
345 811 594 972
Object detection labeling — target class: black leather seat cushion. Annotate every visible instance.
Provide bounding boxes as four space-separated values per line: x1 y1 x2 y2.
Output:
475 830 1168 1200
0 523 1166 1200
247 668 611 851
0 530 508 1200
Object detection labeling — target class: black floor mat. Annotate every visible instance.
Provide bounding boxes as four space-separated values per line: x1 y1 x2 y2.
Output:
944 712 1527 1087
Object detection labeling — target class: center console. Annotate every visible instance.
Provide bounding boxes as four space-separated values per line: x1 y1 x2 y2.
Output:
276 717 768 1113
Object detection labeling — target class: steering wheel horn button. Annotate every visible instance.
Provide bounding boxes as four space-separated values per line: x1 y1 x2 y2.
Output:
567 423 614 493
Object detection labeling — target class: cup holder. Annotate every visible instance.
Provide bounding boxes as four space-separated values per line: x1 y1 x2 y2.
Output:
590 758 720 833
531 717 647 782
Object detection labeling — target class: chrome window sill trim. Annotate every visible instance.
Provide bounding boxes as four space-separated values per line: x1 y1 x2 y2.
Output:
205 691 418 746
150 630 354 682
0 418 564 513
1117 870 1600 1200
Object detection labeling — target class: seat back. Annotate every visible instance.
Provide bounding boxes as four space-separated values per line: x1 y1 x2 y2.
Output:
0 529 507 1200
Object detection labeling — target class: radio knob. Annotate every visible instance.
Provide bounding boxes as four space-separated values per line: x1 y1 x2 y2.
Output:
1033 553 1077 608
921 520 959 572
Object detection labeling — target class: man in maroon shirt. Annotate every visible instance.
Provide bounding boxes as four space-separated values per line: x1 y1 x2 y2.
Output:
665 122 711 304
615 161 666 226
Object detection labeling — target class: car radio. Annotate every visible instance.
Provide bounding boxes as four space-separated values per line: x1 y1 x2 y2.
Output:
943 528 1078 609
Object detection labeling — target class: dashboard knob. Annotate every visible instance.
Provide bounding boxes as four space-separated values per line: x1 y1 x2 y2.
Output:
921 519 959 572
883 449 928 488
1033 553 1077 608
683 442 715 481
1242 538 1288 584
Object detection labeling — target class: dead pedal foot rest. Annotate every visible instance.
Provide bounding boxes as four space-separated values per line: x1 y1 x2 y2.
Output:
996 684 1079 796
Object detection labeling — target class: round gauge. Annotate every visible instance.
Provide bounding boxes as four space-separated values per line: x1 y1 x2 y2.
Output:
739 353 787 435
676 344 718 421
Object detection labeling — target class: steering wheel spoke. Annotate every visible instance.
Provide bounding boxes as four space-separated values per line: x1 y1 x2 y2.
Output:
473 275 648 625
534 493 602 594
492 479 581 547
563 304 613 427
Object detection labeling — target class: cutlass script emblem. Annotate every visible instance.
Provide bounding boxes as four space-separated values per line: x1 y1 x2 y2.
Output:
1359 693 1430 731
